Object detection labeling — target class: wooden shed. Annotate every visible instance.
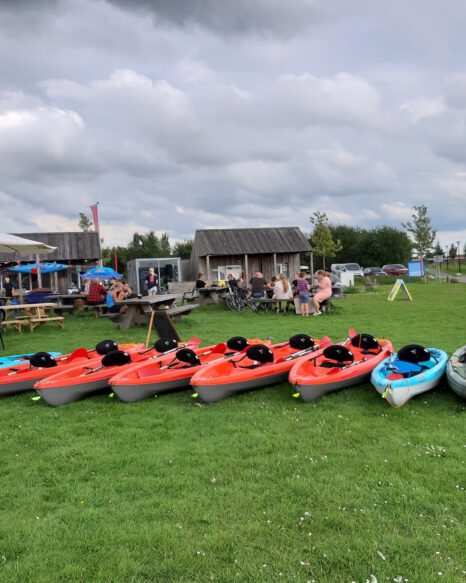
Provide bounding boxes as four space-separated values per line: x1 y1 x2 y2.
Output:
189 227 311 282
0 232 101 292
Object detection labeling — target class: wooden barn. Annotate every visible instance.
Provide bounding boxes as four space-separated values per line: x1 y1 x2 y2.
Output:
0 232 101 292
189 227 312 282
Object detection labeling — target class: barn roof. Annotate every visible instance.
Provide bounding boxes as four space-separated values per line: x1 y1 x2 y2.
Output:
193 227 311 256
0 232 101 263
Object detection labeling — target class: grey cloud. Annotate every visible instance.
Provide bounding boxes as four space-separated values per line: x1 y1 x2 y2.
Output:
108 0 328 37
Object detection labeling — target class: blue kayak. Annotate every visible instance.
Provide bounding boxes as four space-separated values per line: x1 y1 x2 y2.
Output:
371 345 448 407
0 352 62 369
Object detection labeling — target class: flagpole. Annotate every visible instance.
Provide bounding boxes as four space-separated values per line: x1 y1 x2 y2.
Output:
89 202 102 267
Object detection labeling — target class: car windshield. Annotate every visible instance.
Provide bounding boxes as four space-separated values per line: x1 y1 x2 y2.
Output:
345 264 361 270
393 264 406 269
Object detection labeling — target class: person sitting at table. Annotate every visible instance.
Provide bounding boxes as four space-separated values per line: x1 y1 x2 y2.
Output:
236 272 246 288
80 278 90 294
272 273 293 313
312 270 332 316
86 277 107 306
145 268 158 296
122 282 137 299
249 271 267 299
195 273 207 289
107 281 128 313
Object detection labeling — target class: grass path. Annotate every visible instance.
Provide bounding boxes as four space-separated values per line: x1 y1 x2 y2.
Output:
0 283 464 582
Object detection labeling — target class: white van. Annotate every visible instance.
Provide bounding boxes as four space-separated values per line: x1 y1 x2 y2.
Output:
330 263 364 278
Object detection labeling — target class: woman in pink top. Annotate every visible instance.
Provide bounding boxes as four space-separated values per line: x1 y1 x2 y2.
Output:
312 270 332 316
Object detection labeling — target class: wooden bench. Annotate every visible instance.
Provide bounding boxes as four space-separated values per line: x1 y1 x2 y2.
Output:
79 304 107 317
167 304 199 322
1 319 29 333
29 316 65 332
53 305 75 315
181 288 200 305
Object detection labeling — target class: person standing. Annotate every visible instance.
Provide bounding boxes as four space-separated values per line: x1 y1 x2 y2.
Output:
3 276 14 305
297 271 311 316
145 267 158 296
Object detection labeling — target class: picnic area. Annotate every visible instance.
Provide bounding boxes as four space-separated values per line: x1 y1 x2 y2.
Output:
0 281 464 582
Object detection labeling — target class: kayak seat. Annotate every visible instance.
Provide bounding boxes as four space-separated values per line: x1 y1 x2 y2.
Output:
350 333 381 355
386 360 423 378
321 345 354 368
320 361 348 368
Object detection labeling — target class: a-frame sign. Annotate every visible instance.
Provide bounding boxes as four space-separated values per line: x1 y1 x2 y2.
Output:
387 278 413 301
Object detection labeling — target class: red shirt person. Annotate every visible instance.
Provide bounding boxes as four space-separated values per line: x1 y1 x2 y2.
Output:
86 277 107 305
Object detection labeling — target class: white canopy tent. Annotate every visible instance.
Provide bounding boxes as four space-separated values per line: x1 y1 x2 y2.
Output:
0 233 56 291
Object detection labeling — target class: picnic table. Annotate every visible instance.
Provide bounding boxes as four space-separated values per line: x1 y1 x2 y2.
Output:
198 286 229 305
108 294 194 330
1 303 64 332
54 293 88 305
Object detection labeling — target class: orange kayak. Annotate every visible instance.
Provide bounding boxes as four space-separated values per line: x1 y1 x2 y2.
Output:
191 334 331 403
111 336 265 402
289 332 393 402
0 340 140 397
35 338 199 406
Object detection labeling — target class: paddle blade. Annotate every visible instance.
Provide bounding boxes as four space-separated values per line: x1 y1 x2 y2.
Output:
348 328 357 339
319 336 332 349
68 348 89 362
187 337 201 348
212 342 227 354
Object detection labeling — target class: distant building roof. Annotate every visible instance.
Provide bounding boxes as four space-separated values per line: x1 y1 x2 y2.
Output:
193 227 311 256
0 232 101 263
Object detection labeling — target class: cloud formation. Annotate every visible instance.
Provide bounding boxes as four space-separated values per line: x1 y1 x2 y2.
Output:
0 0 465 248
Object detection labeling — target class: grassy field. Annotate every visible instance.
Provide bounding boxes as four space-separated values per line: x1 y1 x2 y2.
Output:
0 283 465 582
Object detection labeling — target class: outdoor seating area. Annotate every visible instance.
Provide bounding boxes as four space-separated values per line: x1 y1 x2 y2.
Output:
1 303 65 333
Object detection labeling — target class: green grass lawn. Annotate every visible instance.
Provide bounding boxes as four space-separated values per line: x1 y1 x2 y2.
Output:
0 283 465 582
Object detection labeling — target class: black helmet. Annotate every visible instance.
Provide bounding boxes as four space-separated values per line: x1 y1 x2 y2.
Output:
101 350 132 367
245 344 274 364
289 334 314 350
397 344 431 364
350 333 379 351
95 339 118 355
226 336 250 352
154 338 178 353
176 348 201 367
29 352 58 368
323 345 354 364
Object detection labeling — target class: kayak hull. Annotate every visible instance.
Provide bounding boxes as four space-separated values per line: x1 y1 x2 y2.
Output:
194 370 289 403
446 345 466 399
0 376 48 396
293 371 372 402
36 379 109 406
112 377 191 403
371 348 448 407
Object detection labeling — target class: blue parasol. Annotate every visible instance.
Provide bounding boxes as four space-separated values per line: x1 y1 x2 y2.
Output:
9 262 69 274
81 266 123 280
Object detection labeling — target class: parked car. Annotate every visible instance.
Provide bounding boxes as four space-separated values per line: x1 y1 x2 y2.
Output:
330 263 364 278
382 264 408 276
363 267 387 277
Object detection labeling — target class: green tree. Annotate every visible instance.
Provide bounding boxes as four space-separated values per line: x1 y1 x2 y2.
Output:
78 212 93 232
310 211 342 269
448 243 457 260
365 226 412 266
172 239 194 259
402 205 436 258
328 225 368 264
433 241 444 256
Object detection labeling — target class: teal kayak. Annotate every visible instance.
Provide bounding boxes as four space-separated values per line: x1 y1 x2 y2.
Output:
0 352 62 369
371 345 448 407
446 345 466 399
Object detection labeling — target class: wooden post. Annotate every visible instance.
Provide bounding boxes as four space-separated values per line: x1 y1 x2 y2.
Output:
310 251 314 276
145 310 156 347
206 255 211 281
273 252 277 276
244 254 248 279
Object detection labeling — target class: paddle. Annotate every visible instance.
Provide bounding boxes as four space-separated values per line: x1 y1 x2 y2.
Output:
67 348 90 362
277 336 332 364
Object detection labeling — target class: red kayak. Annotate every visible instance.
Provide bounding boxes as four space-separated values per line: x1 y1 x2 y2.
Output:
289 330 394 402
0 339 141 397
35 338 200 406
191 334 331 403
111 336 266 402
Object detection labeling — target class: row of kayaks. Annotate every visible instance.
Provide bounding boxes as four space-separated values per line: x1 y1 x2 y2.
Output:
0 331 464 407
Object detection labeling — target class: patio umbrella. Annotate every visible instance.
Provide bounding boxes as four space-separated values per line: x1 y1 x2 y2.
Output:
0 233 56 291
81 266 123 280
0 233 56 255
9 263 68 274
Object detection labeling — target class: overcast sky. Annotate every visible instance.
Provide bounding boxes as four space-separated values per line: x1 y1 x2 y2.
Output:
1 0 465 250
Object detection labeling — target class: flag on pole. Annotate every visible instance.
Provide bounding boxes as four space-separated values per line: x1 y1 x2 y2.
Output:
90 203 100 233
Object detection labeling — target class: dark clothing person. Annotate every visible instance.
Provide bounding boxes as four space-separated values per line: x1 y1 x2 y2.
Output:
145 272 158 292
86 281 107 305
195 278 206 289
249 277 267 298
4 282 13 299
